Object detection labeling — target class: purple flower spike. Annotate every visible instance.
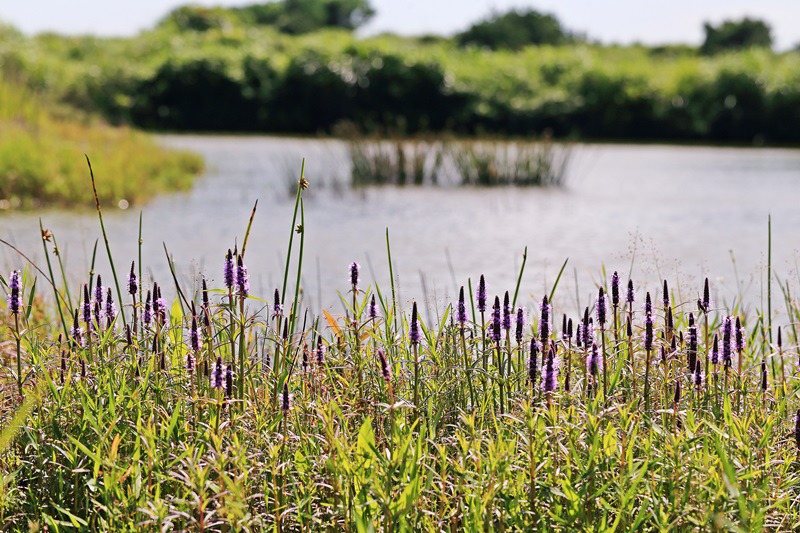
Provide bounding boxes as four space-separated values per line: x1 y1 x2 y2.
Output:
761 358 768 392
186 352 195 374
794 409 800 451
349 261 360 289
316 335 326 365
701 277 711 314
71 309 84 347
410 302 421 345
82 284 92 325
143 290 152 326
539 295 551 346
610 271 620 307
643 292 654 352
502 292 511 331
693 359 704 389
94 275 104 310
456 287 467 325
686 313 698 372
378 349 391 384
369 294 379 321
6 270 21 315
211 356 224 389
105 288 116 323
225 364 234 398
273 289 283 317
588 341 602 376
528 338 539 386
626 279 635 304
582 307 592 348
153 284 167 322
189 315 201 352
489 296 502 344
127 261 138 296
711 333 719 365
477 275 487 313
541 344 558 393
236 255 249 297
596 287 607 325
282 382 290 413
575 321 583 348
515 307 526 344
722 316 732 368
224 249 235 290
735 317 745 352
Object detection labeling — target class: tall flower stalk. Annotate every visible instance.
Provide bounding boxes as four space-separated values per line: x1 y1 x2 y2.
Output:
7 270 23 396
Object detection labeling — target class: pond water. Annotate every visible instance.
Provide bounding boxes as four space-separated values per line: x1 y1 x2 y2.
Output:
3 135 800 318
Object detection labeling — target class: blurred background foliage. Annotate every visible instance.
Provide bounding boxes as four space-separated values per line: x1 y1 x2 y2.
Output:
1 2 798 142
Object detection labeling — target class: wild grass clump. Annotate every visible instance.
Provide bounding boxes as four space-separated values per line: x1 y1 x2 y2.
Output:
1 166 800 530
0 77 204 209
347 135 570 187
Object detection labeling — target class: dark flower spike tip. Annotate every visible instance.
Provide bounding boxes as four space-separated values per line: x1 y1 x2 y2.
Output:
610 271 620 307
410 302 421 345
127 261 138 296
477 275 487 313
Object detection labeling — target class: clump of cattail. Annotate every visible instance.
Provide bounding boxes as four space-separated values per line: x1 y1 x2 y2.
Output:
410 302 421 345
477 275 487 314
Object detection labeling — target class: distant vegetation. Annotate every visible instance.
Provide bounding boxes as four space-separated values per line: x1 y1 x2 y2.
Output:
1 4 798 143
0 73 203 208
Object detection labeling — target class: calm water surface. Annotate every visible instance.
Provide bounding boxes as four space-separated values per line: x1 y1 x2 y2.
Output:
3 136 800 315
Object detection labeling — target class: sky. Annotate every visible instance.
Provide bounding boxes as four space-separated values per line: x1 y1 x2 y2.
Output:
2 0 800 49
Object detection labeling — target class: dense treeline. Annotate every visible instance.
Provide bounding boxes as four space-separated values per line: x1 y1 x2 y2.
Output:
2 13 800 142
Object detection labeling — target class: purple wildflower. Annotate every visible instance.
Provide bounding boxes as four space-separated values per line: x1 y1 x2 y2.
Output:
225 364 234 398
541 344 558 393
410 302 421 345
502 292 511 331
6 270 21 315
211 357 224 388
539 295 551 346
82 284 92 325
349 261 360 289
693 359 704 389
575 321 583 348
761 358 768 392
686 313 698 372
186 351 195 374
596 287 607 325
610 271 620 307
94 275 104 310
477 274 487 313
582 307 592 348
515 307 526 344
189 315 201 352
127 261 137 295
795 409 800 451
489 296 501 344
282 382 290 413
663 279 670 309
143 290 152 326
456 287 467 325
528 338 539 386
735 317 745 352
71 309 84 347
674 379 681 404
567 317 573 340
236 255 249 297
722 316 732 368
370 294 379 321
153 283 166 322
711 333 719 366
273 289 283 317
626 279 635 304
588 341 602 377
378 349 390 384
316 335 326 365
701 277 711 314
224 249 235 290
105 288 116 326
643 292 654 352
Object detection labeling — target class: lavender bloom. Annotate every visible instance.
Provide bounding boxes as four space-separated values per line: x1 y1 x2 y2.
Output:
477 274 487 313
489 296 502 344
71 309 84 347
378 349 391 384
539 295 551 345
189 315 201 352
735 317 745 352
143 290 152 326
711 333 719 365
588 341 602 377
541 344 558 393
236 255 249 297
610 271 620 307
528 339 539 386
722 316 732 368
626 279 635 304
105 288 116 326
6 270 21 315
282 382 290 413
224 249 235 290
456 287 467 325
273 289 283 317
596 287 607 325
82 285 92 325
210 359 223 389
502 292 511 331
226 364 234 398
515 307 526 344
349 261 360 289
127 261 138 295
701 277 711 314
582 307 592 348
316 335 326 365
410 302 421 345
686 313 698 372
643 292 654 352
370 294 379 321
